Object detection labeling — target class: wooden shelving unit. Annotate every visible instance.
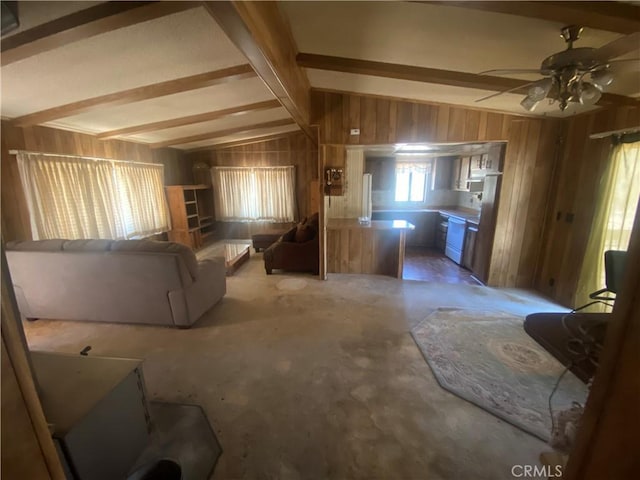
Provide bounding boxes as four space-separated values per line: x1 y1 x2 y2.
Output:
165 185 215 249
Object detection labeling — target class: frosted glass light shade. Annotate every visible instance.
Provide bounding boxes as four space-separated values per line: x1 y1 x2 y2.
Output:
579 83 602 105
520 96 539 112
591 70 614 89
528 78 553 102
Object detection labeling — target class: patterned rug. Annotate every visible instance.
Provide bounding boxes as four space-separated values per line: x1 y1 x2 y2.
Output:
411 308 588 441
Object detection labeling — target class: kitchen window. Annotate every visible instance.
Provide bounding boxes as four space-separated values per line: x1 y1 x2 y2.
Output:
394 161 432 202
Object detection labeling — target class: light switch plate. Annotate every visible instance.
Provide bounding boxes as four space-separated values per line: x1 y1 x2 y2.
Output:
350 128 360 135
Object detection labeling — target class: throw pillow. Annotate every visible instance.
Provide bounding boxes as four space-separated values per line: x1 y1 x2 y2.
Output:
305 212 319 229
295 224 315 243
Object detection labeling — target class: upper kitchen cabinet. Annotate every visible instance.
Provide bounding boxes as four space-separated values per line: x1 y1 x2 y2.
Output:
432 156 454 190
365 156 396 191
452 156 471 191
485 143 505 173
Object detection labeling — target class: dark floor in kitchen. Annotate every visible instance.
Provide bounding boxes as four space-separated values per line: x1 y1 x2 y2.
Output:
403 247 480 285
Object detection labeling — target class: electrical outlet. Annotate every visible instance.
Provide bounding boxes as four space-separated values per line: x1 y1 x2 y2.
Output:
350 128 360 136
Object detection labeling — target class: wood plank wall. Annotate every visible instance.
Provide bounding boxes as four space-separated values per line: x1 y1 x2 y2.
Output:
1 121 193 242
187 131 318 238
312 90 563 288
535 105 640 307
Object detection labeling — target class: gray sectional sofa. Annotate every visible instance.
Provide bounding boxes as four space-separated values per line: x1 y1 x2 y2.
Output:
5 239 226 328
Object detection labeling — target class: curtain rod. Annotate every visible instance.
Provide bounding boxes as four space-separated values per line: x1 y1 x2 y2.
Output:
589 127 640 140
211 165 294 169
8 149 161 168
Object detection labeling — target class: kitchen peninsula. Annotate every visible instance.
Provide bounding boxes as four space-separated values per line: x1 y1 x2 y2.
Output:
326 219 415 278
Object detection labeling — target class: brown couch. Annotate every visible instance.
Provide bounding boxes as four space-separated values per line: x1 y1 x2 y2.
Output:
263 213 319 275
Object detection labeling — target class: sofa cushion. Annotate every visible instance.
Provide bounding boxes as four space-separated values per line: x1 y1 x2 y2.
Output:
295 223 316 243
110 240 198 279
305 212 319 229
281 226 297 243
6 239 66 251
62 239 113 252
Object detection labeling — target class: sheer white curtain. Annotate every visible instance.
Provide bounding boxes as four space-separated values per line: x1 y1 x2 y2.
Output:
212 166 295 222
395 160 431 202
576 140 640 308
113 162 169 238
17 152 124 239
16 152 169 240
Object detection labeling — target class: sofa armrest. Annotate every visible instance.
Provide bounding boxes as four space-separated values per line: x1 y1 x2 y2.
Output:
180 257 227 327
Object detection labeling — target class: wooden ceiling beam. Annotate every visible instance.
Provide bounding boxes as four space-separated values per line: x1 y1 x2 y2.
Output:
420 2 640 35
96 99 281 139
1 1 200 67
150 118 296 148
298 53 638 108
202 1 315 144
12 65 256 127
297 53 530 92
187 131 301 152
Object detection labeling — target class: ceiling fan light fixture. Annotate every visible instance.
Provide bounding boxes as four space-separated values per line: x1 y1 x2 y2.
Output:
591 70 614 89
528 78 554 102
520 95 539 112
579 82 603 105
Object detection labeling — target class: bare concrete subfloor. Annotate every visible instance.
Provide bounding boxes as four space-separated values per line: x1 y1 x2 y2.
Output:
23 253 569 480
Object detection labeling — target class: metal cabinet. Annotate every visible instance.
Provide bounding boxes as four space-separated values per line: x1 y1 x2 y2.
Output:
31 352 151 480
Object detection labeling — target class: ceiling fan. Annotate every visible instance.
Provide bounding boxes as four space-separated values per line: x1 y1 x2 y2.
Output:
477 26 640 112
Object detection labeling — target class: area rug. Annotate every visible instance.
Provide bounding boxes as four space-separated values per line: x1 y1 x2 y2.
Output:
411 308 588 441
128 402 222 480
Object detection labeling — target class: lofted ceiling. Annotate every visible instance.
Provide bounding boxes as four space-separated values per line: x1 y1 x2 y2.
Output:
1 1 638 152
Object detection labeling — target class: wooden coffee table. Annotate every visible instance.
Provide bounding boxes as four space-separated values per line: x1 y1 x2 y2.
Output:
224 243 250 276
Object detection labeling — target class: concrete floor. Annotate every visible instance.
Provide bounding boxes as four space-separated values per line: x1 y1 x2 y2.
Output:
23 253 568 480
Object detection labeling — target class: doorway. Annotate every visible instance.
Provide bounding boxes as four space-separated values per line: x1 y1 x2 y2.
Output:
362 141 505 284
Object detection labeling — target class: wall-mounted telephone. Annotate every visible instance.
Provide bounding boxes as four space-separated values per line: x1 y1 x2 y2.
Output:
324 167 344 197
325 167 343 187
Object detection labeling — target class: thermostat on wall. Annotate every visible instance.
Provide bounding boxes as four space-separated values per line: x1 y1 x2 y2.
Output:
350 128 360 135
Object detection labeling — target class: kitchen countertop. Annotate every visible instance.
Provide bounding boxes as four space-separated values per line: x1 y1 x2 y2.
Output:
373 207 480 224
327 218 415 230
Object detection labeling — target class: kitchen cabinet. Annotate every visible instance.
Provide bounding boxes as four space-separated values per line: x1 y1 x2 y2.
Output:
432 157 454 190
365 157 395 191
484 143 505 173
371 210 437 247
462 223 478 270
436 213 448 252
452 156 471 191
472 174 502 283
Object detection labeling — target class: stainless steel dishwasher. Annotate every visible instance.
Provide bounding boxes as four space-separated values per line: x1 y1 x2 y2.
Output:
445 217 466 264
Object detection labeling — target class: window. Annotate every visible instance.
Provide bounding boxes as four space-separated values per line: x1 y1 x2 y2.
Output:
394 161 431 202
211 166 295 222
576 140 639 309
16 152 169 240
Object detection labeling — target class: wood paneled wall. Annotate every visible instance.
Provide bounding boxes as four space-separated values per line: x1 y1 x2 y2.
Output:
187 132 318 238
535 105 640 307
312 90 563 288
1 121 193 242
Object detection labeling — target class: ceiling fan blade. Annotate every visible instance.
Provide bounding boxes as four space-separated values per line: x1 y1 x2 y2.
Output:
478 68 542 76
475 80 538 103
594 32 640 61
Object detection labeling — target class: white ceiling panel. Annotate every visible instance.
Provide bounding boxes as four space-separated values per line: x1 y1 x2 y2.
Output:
48 77 277 134
126 107 291 144
283 1 635 115
1 6 247 118
307 69 601 118
176 124 301 150
282 1 620 74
